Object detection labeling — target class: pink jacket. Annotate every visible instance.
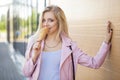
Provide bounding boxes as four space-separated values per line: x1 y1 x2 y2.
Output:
23 33 110 80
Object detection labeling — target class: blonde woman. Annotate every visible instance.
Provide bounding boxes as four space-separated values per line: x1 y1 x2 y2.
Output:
23 5 113 80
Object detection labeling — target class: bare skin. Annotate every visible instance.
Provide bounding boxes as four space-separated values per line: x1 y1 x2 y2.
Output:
104 21 113 44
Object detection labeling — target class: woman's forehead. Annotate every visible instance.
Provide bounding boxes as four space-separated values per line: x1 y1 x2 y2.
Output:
43 11 56 19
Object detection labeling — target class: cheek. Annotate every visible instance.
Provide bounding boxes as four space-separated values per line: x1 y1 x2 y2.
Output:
49 26 58 33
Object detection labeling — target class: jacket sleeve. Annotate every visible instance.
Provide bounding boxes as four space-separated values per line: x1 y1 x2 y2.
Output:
73 42 111 69
22 37 38 77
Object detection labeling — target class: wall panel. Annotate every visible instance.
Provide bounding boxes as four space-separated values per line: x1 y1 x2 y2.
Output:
50 0 120 80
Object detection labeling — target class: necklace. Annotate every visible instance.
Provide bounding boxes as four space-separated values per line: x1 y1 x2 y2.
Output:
45 40 61 48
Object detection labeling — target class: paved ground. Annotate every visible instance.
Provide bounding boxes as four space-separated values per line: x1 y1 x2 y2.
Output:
0 42 26 80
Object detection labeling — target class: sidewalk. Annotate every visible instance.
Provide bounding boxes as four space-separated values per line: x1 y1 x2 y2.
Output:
0 42 26 80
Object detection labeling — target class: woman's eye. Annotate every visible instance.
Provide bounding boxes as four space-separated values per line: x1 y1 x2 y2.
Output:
48 19 54 22
42 19 54 23
42 19 45 22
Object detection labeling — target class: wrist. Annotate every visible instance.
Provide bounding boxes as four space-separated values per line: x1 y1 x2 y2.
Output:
104 39 109 44
32 55 38 64
36 40 42 43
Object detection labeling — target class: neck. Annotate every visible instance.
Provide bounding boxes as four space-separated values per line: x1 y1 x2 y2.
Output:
46 31 60 42
44 33 62 49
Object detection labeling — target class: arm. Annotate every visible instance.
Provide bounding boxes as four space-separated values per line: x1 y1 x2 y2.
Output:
74 42 110 69
23 27 49 77
22 38 41 77
74 21 113 69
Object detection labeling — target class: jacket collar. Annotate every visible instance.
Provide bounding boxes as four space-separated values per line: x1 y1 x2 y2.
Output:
61 32 72 46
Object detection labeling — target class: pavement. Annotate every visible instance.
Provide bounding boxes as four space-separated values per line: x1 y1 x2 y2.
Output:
0 42 27 80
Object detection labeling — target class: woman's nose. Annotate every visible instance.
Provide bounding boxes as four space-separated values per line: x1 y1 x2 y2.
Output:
43 21 48 27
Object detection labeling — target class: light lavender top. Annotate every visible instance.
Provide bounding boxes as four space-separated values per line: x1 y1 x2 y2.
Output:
38 50 61 80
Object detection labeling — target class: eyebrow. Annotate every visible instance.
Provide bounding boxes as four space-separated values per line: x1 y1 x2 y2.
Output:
43 18 55 20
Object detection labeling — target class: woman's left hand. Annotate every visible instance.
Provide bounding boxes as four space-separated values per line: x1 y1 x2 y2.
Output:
104 21 113 44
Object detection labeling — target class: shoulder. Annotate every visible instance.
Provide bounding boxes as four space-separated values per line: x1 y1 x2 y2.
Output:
61 34 78 47
61 33 81 50
26 35 36 48
28 35 35 43
70 40 79 50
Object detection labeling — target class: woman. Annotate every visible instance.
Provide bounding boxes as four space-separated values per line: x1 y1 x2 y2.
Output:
23 5 113 80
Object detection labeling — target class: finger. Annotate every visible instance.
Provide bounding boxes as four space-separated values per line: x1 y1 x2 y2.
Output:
110 29 113 34
109 29 113 42
107 21 111 33
34 45 40 50
110 29 113 31
36 42 41 48
33 43 39 49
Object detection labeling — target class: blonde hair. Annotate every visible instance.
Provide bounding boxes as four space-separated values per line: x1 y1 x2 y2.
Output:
32 5 69 41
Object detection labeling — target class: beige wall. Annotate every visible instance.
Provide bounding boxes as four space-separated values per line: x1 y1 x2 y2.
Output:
50 0 120 80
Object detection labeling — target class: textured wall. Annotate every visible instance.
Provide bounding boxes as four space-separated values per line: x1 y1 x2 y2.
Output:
69 19 120 80
50 0 120 80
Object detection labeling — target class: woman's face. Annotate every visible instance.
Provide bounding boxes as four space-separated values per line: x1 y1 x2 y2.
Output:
42 11 58 35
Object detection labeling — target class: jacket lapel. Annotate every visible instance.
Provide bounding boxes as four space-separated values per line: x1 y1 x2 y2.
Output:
60 34 72 69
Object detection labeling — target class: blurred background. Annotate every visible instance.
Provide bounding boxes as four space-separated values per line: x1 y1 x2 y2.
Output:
0 0 120 80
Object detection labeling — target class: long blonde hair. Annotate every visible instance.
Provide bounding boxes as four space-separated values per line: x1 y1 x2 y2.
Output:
32 5 69 42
